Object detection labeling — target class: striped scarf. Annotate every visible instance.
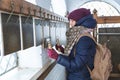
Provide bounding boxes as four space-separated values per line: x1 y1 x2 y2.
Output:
64 26 93 55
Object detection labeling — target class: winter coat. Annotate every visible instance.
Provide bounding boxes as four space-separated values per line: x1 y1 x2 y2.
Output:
57 36 96 80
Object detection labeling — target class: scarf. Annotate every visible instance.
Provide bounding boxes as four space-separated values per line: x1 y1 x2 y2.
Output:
64 26 93 55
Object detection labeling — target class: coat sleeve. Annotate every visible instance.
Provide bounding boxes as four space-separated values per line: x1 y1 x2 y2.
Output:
57 36 93 72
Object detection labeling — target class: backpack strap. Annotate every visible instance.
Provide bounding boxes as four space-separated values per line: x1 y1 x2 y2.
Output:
77 32 97 44
86 64 92 75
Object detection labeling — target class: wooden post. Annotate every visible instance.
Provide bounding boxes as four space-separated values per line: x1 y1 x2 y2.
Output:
93 9 98 41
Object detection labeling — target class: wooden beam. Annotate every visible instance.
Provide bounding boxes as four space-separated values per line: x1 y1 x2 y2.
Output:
110 73 120 77
0 0 67 22
37 62 56 80
97 16 120 24
93 9 120 24
0 0 23 14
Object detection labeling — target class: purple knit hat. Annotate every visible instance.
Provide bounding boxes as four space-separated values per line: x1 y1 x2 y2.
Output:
68 8 91 21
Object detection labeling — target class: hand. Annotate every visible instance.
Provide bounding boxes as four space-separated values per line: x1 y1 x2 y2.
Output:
55 45 64 53
47 49 58 60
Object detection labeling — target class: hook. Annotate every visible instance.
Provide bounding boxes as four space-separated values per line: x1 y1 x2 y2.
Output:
33 9 36 16
20 5 24 13
6 0 15 24
106 39 110 45
39 8 41 17
25 7 31 23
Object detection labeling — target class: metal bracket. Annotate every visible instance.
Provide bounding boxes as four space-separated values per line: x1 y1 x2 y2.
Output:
20 5 24 13
33 9 36 16
25 7 31 23
6 0 15 24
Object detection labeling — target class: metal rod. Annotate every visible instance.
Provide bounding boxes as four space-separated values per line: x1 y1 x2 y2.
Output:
25 7 31 23
6 1 15 24
97 33 120 35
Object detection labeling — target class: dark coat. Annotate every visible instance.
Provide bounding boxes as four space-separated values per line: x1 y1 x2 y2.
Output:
57 36 96 80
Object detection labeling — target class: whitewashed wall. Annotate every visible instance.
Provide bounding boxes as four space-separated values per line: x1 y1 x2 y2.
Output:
18 45 50 68
25 0 67 17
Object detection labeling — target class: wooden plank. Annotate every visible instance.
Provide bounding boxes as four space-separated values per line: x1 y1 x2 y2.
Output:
0 0 11 12
37 62 56 80
110 73 120 77
0 0 67 22
97 16 120 24
0 0 23 13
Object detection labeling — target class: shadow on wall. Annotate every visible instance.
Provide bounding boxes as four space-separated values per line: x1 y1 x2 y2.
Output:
35 0 52 11
35 0 67 17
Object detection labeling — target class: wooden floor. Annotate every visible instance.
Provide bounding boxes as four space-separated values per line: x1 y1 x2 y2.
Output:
109 77 120 80
110 73 120 80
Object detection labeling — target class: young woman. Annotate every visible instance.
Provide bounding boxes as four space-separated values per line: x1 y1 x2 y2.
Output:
47 8 97 80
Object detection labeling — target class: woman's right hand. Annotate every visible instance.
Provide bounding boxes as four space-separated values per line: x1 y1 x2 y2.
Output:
47 49 58 60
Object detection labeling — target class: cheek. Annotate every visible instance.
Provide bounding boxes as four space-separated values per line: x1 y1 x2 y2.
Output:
69 22 72 26
70 21 76 26
73 21 76 26
69 22 74 27
69 20 76 27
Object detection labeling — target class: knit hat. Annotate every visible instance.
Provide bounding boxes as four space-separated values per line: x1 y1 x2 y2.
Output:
68 8 91 22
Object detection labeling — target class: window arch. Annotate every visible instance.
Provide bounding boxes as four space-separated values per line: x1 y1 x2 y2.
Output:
80 1 120 16
80 1 120 28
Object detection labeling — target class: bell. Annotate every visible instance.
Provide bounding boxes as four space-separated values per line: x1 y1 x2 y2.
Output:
48 42 52 49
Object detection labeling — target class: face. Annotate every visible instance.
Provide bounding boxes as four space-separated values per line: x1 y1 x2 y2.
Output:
69 19 76 28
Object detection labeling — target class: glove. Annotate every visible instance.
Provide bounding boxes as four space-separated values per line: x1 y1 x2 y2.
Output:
47 49 58 60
